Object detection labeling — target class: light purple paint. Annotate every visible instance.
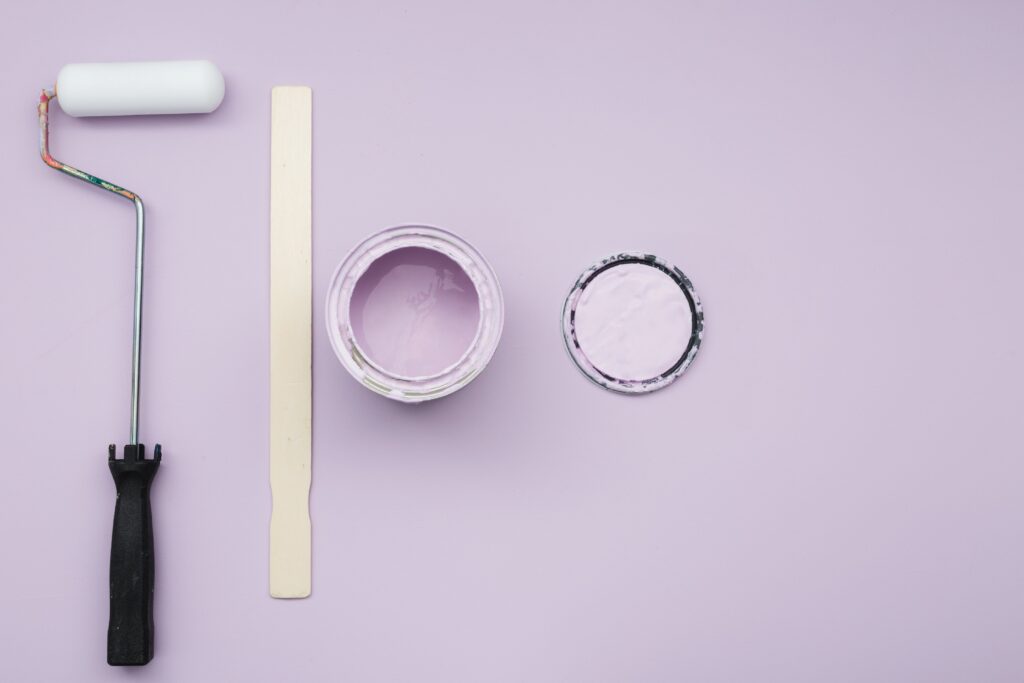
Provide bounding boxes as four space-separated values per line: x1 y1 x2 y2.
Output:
348 246 480 378
574 263 693 382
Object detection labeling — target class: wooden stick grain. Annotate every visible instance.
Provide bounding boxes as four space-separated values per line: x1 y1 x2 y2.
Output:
269 86 312 599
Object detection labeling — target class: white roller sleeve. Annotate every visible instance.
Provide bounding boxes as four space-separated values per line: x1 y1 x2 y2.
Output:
56 60 225 117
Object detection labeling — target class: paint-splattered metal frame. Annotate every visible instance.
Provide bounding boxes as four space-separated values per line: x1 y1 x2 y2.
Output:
38 90 147 445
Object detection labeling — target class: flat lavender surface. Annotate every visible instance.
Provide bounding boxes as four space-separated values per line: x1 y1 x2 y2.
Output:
1 2 1022 681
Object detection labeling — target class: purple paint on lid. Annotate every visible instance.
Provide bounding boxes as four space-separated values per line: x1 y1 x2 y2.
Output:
562 253 703 394
573 263 693 382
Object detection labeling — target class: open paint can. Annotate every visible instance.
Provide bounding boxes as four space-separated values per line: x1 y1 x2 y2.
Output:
326 225 504 402
562 252 703 394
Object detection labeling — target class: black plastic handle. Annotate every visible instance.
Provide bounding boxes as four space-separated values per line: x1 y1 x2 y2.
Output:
107 443 161 666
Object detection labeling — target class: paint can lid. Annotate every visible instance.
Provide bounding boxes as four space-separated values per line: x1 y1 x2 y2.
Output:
561 253 703 394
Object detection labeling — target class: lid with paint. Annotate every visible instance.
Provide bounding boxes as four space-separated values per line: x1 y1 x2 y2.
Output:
561 253 703 394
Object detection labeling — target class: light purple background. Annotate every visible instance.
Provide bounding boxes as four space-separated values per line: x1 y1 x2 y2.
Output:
1 1 1022 681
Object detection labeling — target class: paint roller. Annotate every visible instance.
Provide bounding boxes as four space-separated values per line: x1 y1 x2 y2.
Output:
38 59 224 666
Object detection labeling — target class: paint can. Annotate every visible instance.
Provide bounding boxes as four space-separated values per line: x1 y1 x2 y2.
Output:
326 225 504 402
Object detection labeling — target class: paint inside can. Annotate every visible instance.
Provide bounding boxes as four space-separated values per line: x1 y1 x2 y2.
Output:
326 226 503 402
349 247 481 378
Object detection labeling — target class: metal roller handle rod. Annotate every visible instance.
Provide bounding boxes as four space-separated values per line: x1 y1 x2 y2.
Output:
38 90 145 445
